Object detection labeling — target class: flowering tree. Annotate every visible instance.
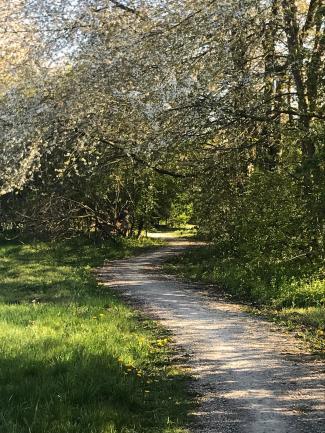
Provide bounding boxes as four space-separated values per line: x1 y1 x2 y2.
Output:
0 0 323 244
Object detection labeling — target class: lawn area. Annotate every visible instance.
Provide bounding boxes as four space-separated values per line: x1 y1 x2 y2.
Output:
0 236 191 433
165 245 325 355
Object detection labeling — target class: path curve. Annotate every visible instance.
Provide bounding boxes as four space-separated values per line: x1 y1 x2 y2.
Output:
97 240 324 433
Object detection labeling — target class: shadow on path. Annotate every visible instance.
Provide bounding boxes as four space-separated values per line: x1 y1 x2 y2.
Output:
97 241 325 433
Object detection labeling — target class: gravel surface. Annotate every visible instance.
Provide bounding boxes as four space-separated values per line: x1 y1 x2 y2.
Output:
96 240 325 433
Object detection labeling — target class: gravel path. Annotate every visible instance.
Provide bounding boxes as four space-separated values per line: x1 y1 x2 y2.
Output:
97 240 325 433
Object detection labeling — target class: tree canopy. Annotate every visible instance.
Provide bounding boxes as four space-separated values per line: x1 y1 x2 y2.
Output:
0 0 324 273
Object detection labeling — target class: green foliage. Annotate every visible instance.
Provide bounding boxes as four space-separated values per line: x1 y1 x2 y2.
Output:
0 238 190 433
168 193 193 227
165 244 324 353
249 306 325 355
167 243 324 307
192 132 324 297
0 155 187 239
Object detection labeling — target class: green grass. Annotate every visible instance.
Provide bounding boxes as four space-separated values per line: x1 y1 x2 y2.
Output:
165 245 325 355
0 236 191 433
248 306 325 354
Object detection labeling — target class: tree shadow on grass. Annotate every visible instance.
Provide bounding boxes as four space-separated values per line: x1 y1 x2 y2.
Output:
0 238 191 433
0 349 190 433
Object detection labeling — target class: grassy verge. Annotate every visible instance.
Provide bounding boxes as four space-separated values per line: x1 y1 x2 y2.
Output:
248 306 324 353
165 245 325 356
0 236 191 433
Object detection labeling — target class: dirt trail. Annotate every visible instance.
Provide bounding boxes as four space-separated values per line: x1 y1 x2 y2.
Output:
97 240 324 433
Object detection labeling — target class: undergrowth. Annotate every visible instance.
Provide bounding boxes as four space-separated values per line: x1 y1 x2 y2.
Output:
165 244 325 355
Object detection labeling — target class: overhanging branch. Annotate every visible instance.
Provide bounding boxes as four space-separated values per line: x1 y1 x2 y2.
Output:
99 138 194 178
